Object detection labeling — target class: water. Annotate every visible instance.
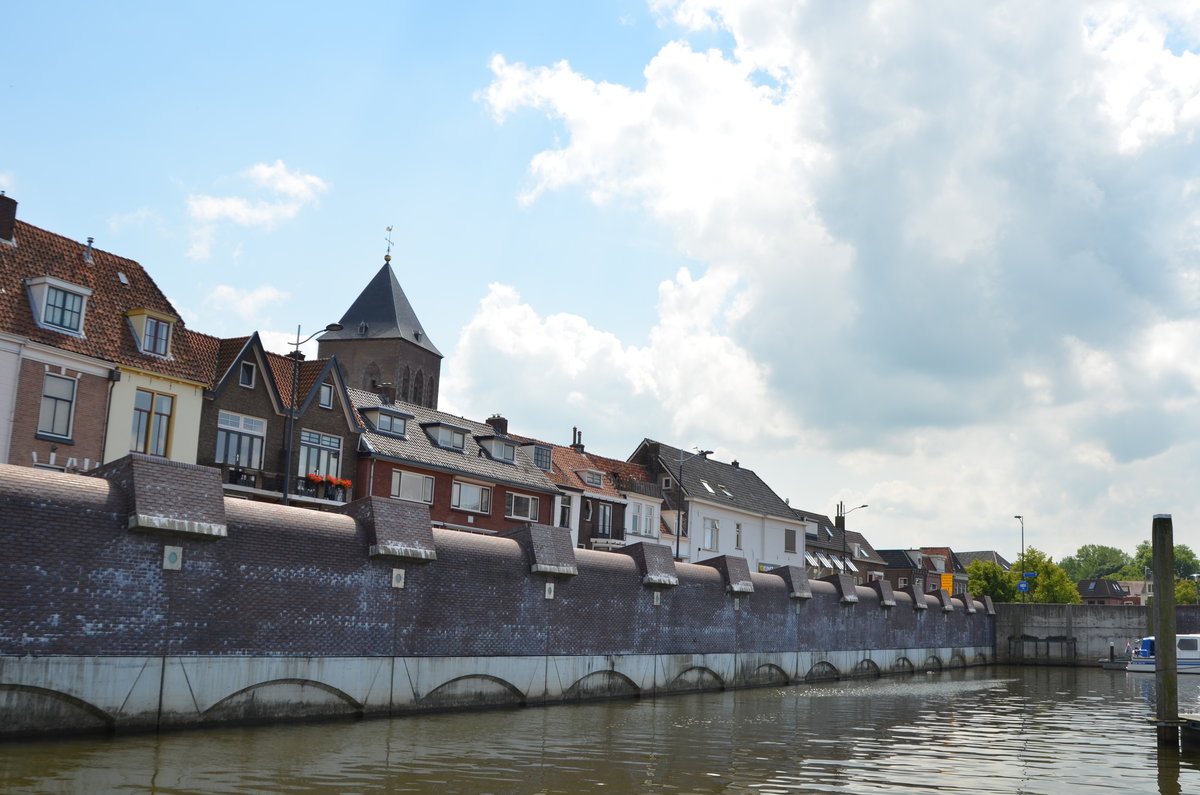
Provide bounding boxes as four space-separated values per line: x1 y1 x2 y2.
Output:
4 666 1200 794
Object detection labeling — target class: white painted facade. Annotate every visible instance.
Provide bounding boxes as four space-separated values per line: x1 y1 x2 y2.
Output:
680 496 808 571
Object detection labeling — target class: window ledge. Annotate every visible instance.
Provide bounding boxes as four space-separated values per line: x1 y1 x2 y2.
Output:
35 432 75 445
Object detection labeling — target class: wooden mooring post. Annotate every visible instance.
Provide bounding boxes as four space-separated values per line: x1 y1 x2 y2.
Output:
1154 514 1179 747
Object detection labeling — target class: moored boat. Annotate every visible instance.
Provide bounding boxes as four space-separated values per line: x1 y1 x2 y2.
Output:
1126 635 1200 673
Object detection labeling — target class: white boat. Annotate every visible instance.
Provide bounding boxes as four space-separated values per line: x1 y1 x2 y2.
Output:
1126 635 1200 673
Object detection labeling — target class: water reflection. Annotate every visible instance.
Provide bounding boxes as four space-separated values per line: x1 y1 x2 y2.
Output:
4 667 1200 793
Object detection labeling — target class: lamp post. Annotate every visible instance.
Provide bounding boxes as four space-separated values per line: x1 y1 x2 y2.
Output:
281 323 343 505
1014 514 1025 603
674 447 713 561
836 501 868 579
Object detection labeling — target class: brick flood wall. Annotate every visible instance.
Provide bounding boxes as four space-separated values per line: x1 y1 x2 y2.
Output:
0 457 994 736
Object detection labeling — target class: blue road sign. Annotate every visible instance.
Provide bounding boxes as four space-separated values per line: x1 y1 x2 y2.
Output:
1024 572 1037 578
1017 580 1030 592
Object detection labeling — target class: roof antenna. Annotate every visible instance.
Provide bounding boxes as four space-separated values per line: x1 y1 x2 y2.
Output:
384 225 394 264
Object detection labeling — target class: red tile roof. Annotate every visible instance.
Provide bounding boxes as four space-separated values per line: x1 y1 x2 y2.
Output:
0 220 210 383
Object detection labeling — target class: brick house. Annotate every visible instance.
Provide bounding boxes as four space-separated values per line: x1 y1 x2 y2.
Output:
317 259 442 408
511 428 663 551
350 390 559 534
877 547 970 596
194 331 361 506
629 439 807 570
793 509 887 585
1078 579 1137 605
0 195 209 471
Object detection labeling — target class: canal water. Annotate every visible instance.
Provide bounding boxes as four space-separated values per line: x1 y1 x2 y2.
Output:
3 665 1200 794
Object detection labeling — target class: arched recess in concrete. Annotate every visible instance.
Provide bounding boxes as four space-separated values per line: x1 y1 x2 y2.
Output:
973 652 989 665
666 666 725 693
0 684 113 737
948 653 968 669
201 678 362 724
804 661 840 682
922 656 944 673
420 675 526 710
852 659 882 678
890 657 916 674
563 670 641 701
745 663 789 687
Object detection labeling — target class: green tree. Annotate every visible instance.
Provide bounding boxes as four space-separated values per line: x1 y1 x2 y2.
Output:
967 558 1017 602
1116 540 1200 580
1059 544 1131 581
1176 578 1200 606
1013 547 1081 604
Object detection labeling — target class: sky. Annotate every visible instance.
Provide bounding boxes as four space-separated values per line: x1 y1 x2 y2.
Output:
5 1 1200 562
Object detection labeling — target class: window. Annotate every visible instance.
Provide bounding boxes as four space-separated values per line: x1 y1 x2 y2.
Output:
701 479 715 494
131 389 173 456
661 475 672 490
431 426 466 450
215 411 266 469
582 471 603 487
506 492 540 521
597 503 613 534
488 439 516 462
702 517 719 550
299 429 340 476
38 374 76 438
318 382 333 408
630 503 642 534
718 484 733 498
784 528 796 553
645 505 656 535
238 361 256 388
377 413 407 435
1180 638 1198 652
45 286 84 332
559 494 572 528
533 445 552 471
899 577 909 587
145 316 171 355
736 522 744 550
452 481 491 513
392 470 434 504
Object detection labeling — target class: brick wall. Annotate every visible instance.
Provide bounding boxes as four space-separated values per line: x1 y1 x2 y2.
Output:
0 459 993 659
9 358 109 470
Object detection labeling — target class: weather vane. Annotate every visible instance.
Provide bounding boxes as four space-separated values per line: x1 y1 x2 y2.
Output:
384 225 394 263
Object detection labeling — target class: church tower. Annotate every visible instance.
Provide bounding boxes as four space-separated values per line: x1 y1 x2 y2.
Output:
317 256 443 408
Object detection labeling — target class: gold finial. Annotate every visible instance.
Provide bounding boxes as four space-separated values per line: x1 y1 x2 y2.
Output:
384 225 394 263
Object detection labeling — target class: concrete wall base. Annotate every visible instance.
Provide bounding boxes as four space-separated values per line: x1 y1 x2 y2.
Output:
1 646 993 738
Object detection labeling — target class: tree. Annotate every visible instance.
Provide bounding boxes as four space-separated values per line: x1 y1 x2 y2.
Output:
1116 540 1200 580
1059 544 1131 581
1013 547 1081 604
967 559 1016 602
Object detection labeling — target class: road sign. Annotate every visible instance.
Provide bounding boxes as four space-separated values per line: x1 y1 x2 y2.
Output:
1017 580 1030 592
1024 572 1038 578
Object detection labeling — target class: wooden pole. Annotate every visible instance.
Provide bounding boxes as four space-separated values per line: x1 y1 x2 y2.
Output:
1153 514 1178 747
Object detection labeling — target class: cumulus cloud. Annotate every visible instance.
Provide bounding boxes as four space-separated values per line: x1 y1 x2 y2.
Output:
204 284 290 324
186 160 327 259
475 0 1200 556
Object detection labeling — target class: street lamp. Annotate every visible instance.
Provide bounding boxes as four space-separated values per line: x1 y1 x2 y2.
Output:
281 323 343 505
674 448 713 561
1014 515 1025 603
836 501 868 572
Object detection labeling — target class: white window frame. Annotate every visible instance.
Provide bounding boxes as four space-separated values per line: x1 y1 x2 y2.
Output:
238 361 256 388
318 382 333 408
216 410 267 470
298 429 341 476
645 504 656 535
582 470 603 487
433 426 466 450
489 439 517 462
38 373 76 439
26 276 92 336
558 494 573 528
630 503 642 535
597 502 613 534
702 517 719 550
784 527 796 554
392 469 434 504
505 491 540 521
736 522 743 550
452 481 491 514
377 413 407 436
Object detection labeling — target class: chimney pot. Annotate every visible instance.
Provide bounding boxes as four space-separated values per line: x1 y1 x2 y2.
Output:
0 193 16 242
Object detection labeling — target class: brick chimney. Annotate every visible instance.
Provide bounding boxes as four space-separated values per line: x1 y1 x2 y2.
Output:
0 192 16 242
486 414 508 435
570 427 585 453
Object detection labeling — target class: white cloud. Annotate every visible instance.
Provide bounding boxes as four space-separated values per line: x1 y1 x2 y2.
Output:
107 207 159 233
204 284 290 324
0 172 13 192
478 0 1200 558
185 160 327 259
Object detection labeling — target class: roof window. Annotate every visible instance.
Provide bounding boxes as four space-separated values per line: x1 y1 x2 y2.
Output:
26 276 93 336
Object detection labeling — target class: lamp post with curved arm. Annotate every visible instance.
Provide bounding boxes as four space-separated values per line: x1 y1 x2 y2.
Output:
674 447 713 561
281 323 343 505
1014 514 1025 602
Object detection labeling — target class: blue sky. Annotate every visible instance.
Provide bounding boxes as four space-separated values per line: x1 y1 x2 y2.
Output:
7 1 1200 562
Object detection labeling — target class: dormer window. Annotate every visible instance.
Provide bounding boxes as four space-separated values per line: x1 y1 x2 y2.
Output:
125 309 176 357
318 383 333 408
582 470 603 488
532 444 552 471
485 439 517 462
377 413 406 435
26 276 92 336
427 424 466 451
239 361 256 388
